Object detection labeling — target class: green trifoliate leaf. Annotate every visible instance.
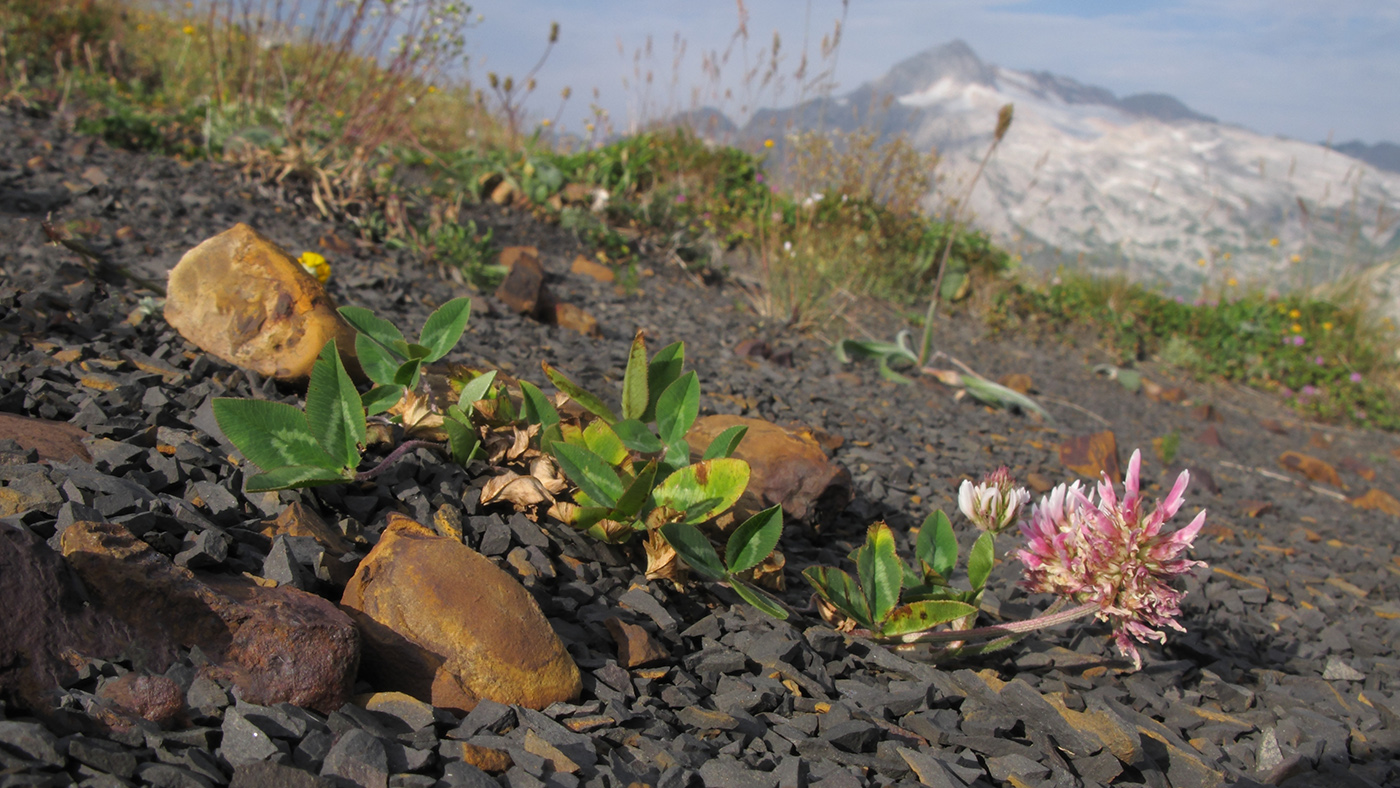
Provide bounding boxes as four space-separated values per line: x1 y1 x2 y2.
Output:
339 306 409 358
443 417 481 465
656 371 699 445
803 565 873 629
542 363 619 424
725 505 783 575
612 460 658 519
879 600 978 638
417 297 472 362
659 521 725 580
643 341 684 422
660 437 692 476
582 420 628 466
355 333 402 386
304 340 364 469
651 458 749 524
730 580 788 620
518 380 560 428
361 384 405 417
613 419 664 454
392 358 422 388
621 332 649 421
855 523 903 626
701 425 747 460
212 398 342 472
966 531 995 592
244 465 350 492
917 510 959 584
456 370 497 410
552 442 625 508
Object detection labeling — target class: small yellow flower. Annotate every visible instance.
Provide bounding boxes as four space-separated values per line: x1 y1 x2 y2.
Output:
1269 237 1280 247
182 24 195 36
427 85 437 94
1227 277 1238 287
1196 258 1206 267
334 109 345 118
763 139 775 149
540 119 551 127
1322 322 1333 331
585 123 595 132
1222 252 1232 261
1289 308 1301 319
298 251 330 284
1291 323 1302 333
1290 253 1302 263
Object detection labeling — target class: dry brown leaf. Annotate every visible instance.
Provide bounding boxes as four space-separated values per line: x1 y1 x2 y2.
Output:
741 550 786 591
644 529 686 584
546 500 579 526
480 471 554 510
926 368 963 387
530 456 569 495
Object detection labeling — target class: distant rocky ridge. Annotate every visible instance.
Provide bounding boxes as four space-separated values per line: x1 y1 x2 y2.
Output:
698 40 1400 297
1332 140 1400 175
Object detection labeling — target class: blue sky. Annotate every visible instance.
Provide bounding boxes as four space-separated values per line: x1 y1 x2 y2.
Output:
461 0 1398 145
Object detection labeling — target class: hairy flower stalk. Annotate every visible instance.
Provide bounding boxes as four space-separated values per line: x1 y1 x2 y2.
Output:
959 466 1030 534
1017 450 1206 669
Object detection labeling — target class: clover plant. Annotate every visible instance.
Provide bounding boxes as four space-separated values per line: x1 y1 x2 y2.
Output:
521 331 751 543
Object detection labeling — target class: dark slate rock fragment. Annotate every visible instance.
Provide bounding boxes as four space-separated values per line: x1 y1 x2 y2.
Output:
135 762 217 788
998 679 1101 758
438 761 500 788
698 755 777 788
475 517 511 557
320 729 389 788
221 707 290 768
175 529 232 570
821 719 881 753
447 699 515 739
294 730 335 772
0 714 66 768
67 734 137 779
230 760 336 788
263 535 310 589
506 513 548 549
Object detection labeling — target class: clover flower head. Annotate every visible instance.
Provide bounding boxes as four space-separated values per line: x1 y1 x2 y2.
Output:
1016 450 1206 669
958 466 1030 534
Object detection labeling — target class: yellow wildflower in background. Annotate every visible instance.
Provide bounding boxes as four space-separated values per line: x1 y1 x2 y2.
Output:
1289 308 1301 319
182 25 195 35
298 252 330 283
1323 322 1334 331
1269 237 1280 247
1291 254 1302 263
1227 277 1238 287
1196 258 1206 267
763 139 775 149
1291 323 1302 333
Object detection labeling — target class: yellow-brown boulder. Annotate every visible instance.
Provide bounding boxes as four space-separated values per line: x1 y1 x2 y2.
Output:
340 514 580 714
163 223 361 380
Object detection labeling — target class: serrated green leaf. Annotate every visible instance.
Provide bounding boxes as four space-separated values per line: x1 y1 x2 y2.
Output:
393 358 422 388
701 425 747 460
651 458 749 524
418 297 472 362
339 306 409 357
456 369 497 409
582 420 628 466
656 371 699 445
856 523 903 626
880 600 978 638
244 465 350 492
443 416 481 465
730 580 788 620
612 460 657 519
355 333 402 386
539 423 563 455
967 531 995 591
725 504 783 574
659 522 725 580
621 332 649 421
305 340 364 469
643 341 684 423
552 442 624 507
519 380 560 428
213 399 342 472
660 437 692 476
614 419 664 454
542 363 619 424
802 565 872 629
361 384 404 417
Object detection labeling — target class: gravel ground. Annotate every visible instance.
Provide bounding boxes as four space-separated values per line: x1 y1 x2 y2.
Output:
3 101 1400 788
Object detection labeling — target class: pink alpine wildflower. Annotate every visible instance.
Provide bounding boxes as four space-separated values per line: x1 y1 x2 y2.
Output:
1016 449 1206 669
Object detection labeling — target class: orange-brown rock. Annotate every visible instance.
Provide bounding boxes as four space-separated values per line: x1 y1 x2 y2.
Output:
685 415 852 525
570 254 615 283
604 618 668 669
1278 451 1343 488
61 521 359 714
96 674 184 728
163 223 362 381
1350 488 1400 517
553 303 600 336
494 248 554 320
339 514 580 714
0 413 91 463
1059 431 1121 483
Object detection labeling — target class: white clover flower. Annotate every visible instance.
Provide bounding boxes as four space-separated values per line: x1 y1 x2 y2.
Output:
958 466 1029 534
